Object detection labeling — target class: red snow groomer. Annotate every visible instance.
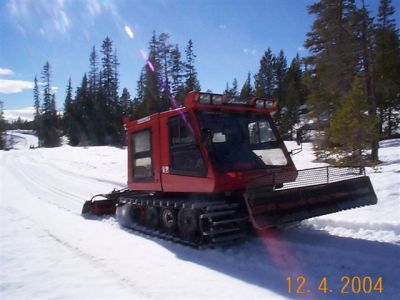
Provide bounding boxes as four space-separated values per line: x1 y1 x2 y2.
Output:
82 91 377 246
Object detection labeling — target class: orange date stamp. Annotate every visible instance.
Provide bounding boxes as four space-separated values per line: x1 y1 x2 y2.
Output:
286 275 383 295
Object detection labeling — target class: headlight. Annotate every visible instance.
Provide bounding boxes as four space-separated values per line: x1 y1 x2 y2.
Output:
212 95 223 105
255 99 265 109
265 100 273 109
199 93 211 104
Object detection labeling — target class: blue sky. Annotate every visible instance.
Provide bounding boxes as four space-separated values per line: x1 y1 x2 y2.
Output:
0 0 398 120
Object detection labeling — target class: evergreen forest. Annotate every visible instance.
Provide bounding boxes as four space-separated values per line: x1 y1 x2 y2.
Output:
2 0 398 165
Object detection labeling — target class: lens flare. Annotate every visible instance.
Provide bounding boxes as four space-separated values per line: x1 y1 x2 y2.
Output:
139 49 148 60
124 25 134 39
147 60 154 72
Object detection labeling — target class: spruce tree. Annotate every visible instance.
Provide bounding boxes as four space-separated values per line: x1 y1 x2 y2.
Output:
101 37 115 103
224 82 230 96
75 74 90 144
358 0 379 161
329 75 378 164
225 78 239 97
33 76 42 140
280 55 305 139
184 39 200 93
230 78 239 97
273 50 287 104
40 61 60 147
304 0 360 123
239 72 254 98
0 101 5 149
374 0 400 137
63 77 79 145
133 67 146 118
158 33 173 111
120 87 132 117
99 37 122 145
254 48 275 98
170 44 185 102
88 46 99 95
142 31 161 115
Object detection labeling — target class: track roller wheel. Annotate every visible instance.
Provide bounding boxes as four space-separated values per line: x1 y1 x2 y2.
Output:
178 208 201 242
116 203 137 227
160 207 177 233
144 206 160 229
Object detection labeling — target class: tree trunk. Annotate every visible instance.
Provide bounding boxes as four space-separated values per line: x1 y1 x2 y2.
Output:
361 1 379 162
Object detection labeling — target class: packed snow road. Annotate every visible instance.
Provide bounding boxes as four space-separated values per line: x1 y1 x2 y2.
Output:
1 133 399 299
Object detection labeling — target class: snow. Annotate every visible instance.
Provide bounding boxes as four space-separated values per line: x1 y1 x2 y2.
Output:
1 133 399 300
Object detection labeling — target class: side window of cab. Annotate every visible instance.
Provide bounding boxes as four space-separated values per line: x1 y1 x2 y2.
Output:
132 129 153 180
168 115 206 176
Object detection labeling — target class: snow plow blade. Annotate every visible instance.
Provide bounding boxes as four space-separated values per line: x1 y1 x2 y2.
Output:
245 168 377 230
81 193 120 215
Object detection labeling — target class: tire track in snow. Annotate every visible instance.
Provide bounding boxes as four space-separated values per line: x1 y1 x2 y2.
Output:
0 206 152 299
4 152 98 216
25 149 126 188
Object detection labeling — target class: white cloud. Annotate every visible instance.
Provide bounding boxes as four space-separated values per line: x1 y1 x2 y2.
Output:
3 106 35 121
218 24 227 30
298 46 306 52
243 48 257 55
125 25 134 39
0 68 14 76
0 79 33 94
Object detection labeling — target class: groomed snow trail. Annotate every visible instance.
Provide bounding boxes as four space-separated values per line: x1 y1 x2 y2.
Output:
1 136 399 300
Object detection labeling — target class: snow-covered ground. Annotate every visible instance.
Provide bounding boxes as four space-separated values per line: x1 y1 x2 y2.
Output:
1 133 399 300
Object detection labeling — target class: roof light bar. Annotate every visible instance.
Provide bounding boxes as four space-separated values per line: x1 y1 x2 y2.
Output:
194 92 276 110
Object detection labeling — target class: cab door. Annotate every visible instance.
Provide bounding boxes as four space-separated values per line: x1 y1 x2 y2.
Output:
127 116 162 192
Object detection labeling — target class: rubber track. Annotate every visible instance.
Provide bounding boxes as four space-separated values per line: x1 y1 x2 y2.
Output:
118 195 248 248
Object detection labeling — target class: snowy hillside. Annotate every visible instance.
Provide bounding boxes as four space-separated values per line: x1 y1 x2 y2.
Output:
0 133 399 300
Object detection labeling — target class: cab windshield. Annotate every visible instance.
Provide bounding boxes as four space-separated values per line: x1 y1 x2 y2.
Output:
196 111 288 172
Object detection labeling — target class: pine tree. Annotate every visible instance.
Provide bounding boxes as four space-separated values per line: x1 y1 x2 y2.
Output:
158 33 173 111
142 31 161 115
273 50 287 104
101 37 115 103
358 0 379 161
120 87 132 117
112 49 120 104
280 55 305 139
41 62 52 117
239 72 254 98
75 73 90 145
40 61 60 147
170 44 185 102
224 82 230 96
374 0 400 138
230 78 239 97
133 67 146 118
99 37 122 145
63 77 79 145
0 101 5 149
254 48 275 98
184 39 200 93
88 46 99 95
225 78 239 97
33 75 42 140
304 0 361 124
329 75 378 164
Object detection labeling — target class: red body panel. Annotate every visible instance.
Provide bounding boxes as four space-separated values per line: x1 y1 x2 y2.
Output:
124 92 297 193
